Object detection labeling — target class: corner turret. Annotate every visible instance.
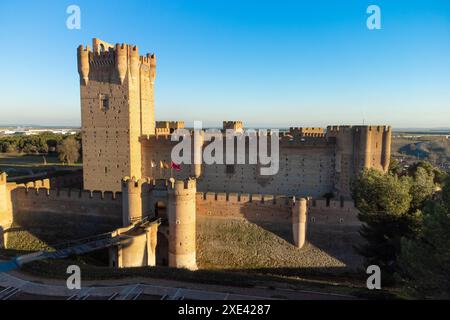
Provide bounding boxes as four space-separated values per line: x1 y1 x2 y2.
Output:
121 176 148 226
292 197 308 248
167 178 197 270
77 45 90 85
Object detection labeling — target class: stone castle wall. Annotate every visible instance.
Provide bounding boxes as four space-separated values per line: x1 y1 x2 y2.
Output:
196 191 359 226
140 134 337 198
6 182 122 239
0 173 13 232
2 176 359 240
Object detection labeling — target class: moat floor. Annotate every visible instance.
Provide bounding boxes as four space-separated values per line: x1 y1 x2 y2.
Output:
196 217 362 273
3 217 363 276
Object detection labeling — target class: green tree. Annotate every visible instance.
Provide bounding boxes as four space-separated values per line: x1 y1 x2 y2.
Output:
352 169 420 284
409 167 435 211
388 157 404 176
57 137 80 164
352 168 412 216
400 179 450 298
408 160 447 186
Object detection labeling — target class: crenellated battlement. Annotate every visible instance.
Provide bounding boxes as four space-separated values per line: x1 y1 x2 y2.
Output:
196 192 291 205
223 121 243 131
156 121 185 129
195 191 357 211
77 38 156 86
24 179 50 190
280 134 335 147
139 53 156 66
169 178 196 193
14 186 121 201
121 176 198 194
141 134 174 141
326 125 391 134
121 176 151 191
289 127 325 137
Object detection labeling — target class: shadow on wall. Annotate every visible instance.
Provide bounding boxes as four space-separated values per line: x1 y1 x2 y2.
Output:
8 187 123 245
0 226 4 248
156 230 168 266
239 202 363 271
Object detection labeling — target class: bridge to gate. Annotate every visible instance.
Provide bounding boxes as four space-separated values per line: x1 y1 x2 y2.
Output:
0 217 161 272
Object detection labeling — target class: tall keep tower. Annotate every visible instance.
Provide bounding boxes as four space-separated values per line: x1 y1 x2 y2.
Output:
78 38 156 192
326 125 392 198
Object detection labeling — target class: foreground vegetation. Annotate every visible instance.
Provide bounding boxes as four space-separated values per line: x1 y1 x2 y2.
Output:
352 160 450 298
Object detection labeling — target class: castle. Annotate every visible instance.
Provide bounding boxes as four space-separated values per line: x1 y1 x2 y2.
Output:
0 38 391 271
78 38 391 199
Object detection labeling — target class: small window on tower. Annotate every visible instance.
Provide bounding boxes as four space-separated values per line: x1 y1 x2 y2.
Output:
226 165 235 174
100 94 110 111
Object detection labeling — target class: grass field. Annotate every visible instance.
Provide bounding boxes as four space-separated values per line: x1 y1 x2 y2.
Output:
0 153 81 167
196 218 358 272
0 153 81 178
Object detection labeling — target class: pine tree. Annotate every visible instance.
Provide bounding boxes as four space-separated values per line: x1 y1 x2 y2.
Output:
352 169 420 285
400 179 450 298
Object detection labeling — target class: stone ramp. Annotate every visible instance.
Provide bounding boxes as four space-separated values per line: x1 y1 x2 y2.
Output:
0 217 161 272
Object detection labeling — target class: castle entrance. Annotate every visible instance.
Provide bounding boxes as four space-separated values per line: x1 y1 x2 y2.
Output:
154 201 167 219
156 230 169 266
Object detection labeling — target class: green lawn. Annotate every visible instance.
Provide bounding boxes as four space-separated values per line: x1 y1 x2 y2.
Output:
0 153 81 178
0 153 81 167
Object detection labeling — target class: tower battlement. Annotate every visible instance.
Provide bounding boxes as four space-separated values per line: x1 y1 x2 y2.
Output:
326 125 391 133
169 178 197 194
121 176 151 192
223 121 243 131
0 172 7 184
289 127 325 137
77 38 156 86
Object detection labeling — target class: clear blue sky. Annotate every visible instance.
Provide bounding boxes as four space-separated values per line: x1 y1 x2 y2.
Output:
0 0 449 128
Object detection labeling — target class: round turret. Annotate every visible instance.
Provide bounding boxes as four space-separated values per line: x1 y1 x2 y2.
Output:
77 45 90 85
130 46 139 83
0 172 8 216
149 53 156 84
292 197 307 248
167 178 197 270
361 127 373 169
193 130 204 178
382 126 392 172
121 177 144 226
115 43 128 84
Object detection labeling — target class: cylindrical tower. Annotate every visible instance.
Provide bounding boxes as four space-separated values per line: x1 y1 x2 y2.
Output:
115 43 128 84
121 177 143 226
360 127 372 169
149 53 157 84
292 197 308 249
193 130 204 178
146 224 158 266
119 232 148 268
167 178 197 270
77 45 90 85
381 126 392 172
0 172 10 249
130 46 139 84
0 172 8 216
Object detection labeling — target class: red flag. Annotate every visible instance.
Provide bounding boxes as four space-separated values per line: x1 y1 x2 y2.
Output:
171 161 181 171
